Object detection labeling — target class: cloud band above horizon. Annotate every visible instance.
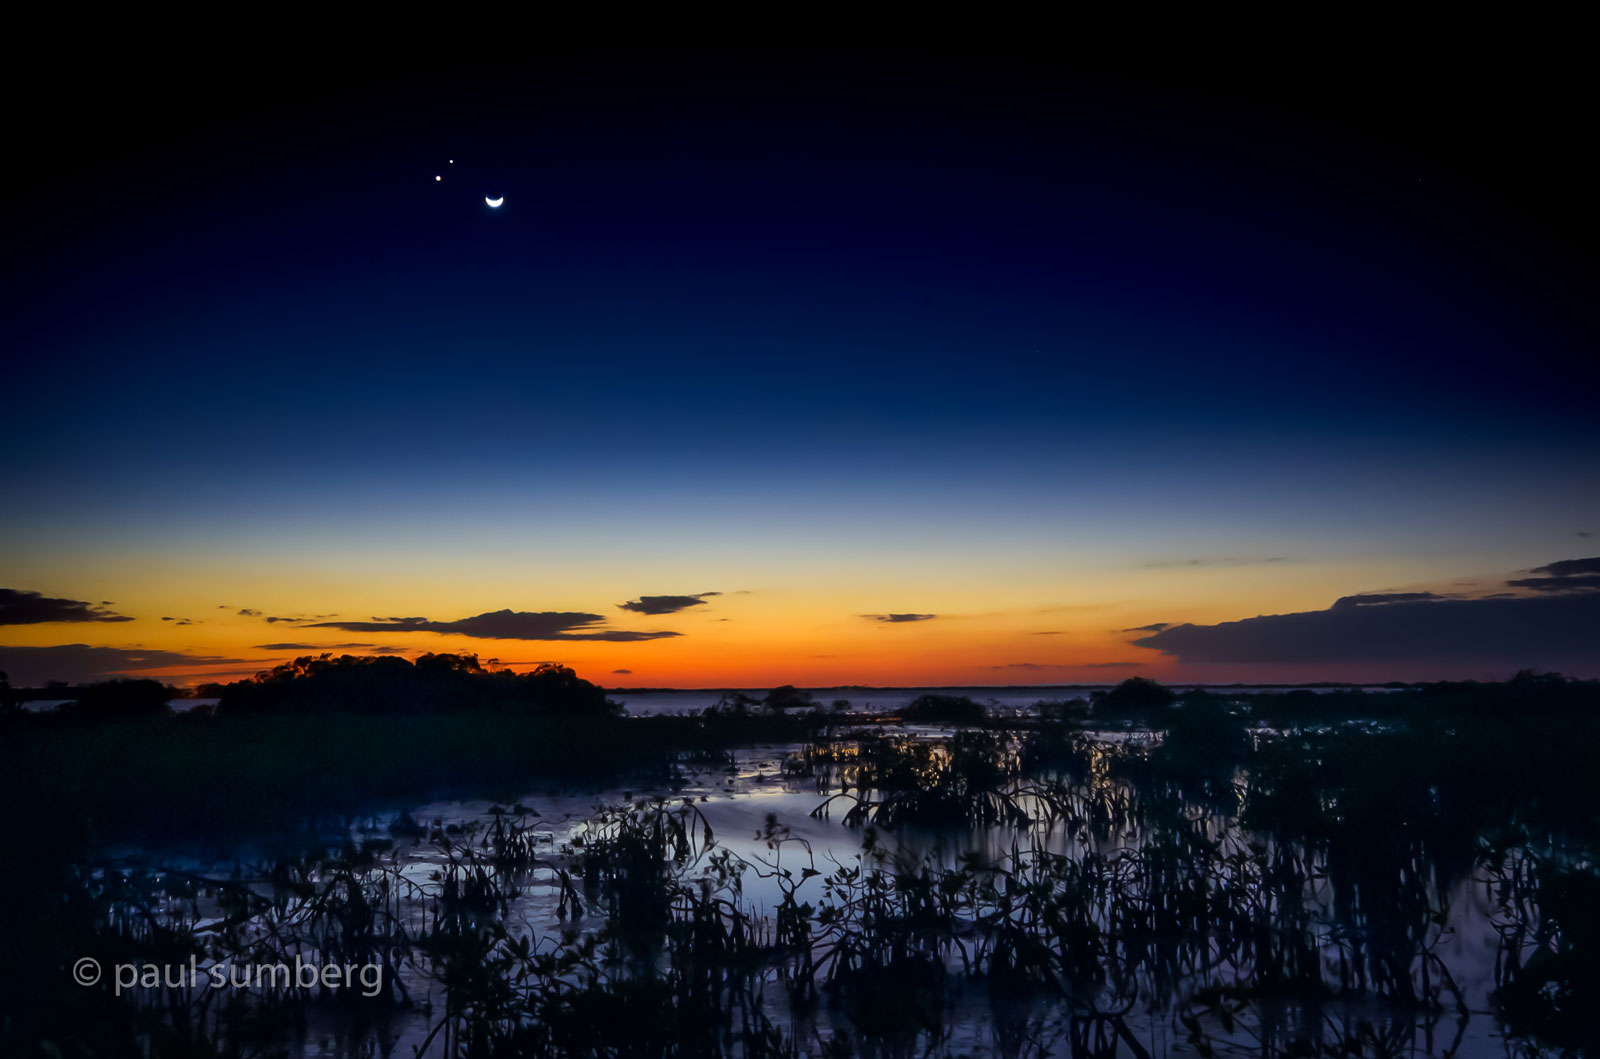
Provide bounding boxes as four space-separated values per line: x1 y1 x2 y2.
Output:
306 609 681 642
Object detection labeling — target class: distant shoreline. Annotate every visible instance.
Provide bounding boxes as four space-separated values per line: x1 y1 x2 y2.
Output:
605 681 1411 694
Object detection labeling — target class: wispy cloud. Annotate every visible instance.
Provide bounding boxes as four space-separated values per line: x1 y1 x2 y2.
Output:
306 609 680 642
1132 589 1600 668
1506 557 1600 594
863 613 937 623
0 645 248 686
990 660 1141 672
1138 557 1288 569
617 593 720 615
254 642 383 651
0 589 132 626
1330 592 1443 609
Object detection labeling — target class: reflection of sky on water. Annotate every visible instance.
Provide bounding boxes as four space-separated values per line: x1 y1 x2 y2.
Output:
11 685 1409 716
613 686 1406 717
99 737 1538 1057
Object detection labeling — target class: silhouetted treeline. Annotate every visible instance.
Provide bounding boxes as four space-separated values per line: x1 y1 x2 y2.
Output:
0 677 177 720
1090 676 1178 716
64 678 175 719
1242 669 1597 721
0 675 177 716
897 693 988 724
1078 670 1600 724
216 653 620 717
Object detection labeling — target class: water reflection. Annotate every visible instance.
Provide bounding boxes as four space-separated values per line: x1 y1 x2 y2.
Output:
66 720 1593 1057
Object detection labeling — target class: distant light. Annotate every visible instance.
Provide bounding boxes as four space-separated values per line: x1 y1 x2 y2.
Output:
435 175 442 181
486 195 504 208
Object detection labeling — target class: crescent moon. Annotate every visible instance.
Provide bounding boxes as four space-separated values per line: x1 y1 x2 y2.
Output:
485 195 504 208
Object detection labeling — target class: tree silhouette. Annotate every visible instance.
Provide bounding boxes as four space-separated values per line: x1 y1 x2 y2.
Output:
215 653 620 717
59 679 174 720
1091 677 1178 717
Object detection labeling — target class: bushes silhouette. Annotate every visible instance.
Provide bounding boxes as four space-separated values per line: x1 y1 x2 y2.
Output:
896 694 986 725
1091 676 1177 718
59 678 174 720
216 653 618 717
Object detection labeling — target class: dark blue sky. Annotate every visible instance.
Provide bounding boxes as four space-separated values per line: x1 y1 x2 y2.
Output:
8 51 1594 481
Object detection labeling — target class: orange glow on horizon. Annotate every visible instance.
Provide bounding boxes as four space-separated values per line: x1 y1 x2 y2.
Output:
1 552 1550 689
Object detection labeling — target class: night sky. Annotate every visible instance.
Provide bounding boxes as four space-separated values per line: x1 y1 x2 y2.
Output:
3 47 1596 687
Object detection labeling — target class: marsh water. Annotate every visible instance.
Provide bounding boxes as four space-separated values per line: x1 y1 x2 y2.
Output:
83 712 1578 1059
7 685 1406 716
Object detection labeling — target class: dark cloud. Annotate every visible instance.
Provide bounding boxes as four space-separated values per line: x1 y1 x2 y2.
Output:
1122 622 1172 632
306 609 680 642
263 616 303 624
1139 557 1288 569
612 668 633 675
237 608 261 617
1506 557 1600 593
0 589 133 626
1580 531 1596 539
1132 593 1600 668
990 662 1049 670
255 642 379 651
1530 557 1600 577
1330 592 1443 609
1507 574 1600 593
1085 661 1144 669
617 593 720 615
0 645 247 686
863 613 938 623
1031 631 1063 636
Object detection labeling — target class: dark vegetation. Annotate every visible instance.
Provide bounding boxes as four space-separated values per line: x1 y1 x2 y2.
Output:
216 653 622 717
65 678 176 719
3 667 1599 1056
894 693 989 725
0 675 177 717
1089 675 1177 717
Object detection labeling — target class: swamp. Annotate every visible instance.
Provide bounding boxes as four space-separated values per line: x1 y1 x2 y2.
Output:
1 663 1596 1058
